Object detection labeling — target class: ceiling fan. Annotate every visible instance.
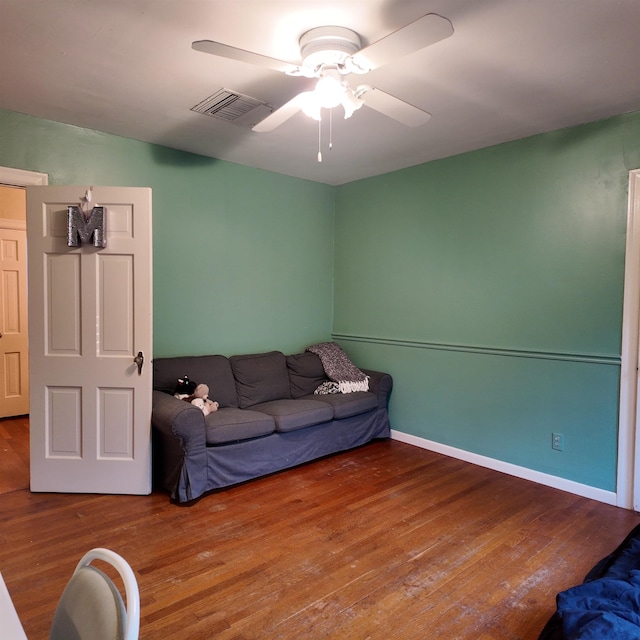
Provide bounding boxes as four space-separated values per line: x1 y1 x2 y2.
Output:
192 13 453 133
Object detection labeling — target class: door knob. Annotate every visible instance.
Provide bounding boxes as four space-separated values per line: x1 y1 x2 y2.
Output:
133 351 144 375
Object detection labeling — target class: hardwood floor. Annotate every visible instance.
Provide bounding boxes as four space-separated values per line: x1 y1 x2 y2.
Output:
1 417 639 640
0 415 29 493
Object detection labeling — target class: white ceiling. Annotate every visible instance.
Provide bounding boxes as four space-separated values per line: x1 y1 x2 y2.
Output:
1 0 640 186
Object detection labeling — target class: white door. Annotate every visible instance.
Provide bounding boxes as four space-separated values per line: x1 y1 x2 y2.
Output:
0 226 29 417
27 186 153 494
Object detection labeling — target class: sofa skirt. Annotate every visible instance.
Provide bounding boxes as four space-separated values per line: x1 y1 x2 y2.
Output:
170 407 390 503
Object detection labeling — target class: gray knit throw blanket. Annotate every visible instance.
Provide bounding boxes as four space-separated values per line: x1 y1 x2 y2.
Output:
306 342 369 393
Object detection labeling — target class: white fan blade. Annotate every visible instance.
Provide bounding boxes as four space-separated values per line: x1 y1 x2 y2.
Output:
252 93 309 132
192 40 297 74
359 86 431 127
351 14 453 71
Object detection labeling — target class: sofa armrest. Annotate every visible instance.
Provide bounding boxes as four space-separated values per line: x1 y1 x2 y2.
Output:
153 390 210 502
362 369 393 411
152 390 206 453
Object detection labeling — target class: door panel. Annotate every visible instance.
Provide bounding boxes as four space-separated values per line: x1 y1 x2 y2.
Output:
48 387 82 456
99 254 133 354
47 254 81 353
27 186 152 495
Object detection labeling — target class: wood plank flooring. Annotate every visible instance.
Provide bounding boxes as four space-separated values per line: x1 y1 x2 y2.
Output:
0 415 29 493
1 416 639 639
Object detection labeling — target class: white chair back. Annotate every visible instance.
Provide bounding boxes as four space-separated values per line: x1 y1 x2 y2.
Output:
50 548 139 640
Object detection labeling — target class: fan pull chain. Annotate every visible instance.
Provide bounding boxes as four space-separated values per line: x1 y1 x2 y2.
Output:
316 109 336 162
329 108 333 151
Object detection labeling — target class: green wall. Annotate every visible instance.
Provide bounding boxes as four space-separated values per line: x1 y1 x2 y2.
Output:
334 111 640 492
3 105 640 493
0 108 335 356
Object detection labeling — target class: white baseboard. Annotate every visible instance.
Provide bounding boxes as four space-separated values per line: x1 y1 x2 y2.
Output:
391 429 618 506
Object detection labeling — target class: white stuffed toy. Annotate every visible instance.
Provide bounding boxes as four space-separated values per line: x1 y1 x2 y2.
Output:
190 383 219 416
175 382 219 416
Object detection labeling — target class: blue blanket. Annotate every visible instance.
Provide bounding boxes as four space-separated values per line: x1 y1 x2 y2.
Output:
555 537 640 639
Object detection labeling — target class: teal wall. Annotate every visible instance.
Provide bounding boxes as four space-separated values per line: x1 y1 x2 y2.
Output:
334 111 640 492
0 109 335 356
3 105 640 493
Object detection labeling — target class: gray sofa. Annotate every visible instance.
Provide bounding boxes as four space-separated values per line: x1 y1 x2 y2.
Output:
152 349 393 503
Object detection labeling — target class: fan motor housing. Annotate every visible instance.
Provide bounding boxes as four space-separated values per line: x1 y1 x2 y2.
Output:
299 26 361 69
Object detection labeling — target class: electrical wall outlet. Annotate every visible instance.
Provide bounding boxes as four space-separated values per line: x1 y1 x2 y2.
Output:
552 432 564 451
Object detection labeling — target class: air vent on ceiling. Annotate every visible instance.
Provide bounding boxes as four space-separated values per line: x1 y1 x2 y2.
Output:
191 89 274 128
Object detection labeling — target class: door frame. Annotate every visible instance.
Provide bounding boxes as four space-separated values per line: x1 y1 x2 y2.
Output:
0 167 48 419
0 167 48 189
0 167 47 229
0 171 50 236
0 167 49 418
618 168 640 510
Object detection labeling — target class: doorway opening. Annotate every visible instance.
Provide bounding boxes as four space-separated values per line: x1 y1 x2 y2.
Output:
0 167 48 494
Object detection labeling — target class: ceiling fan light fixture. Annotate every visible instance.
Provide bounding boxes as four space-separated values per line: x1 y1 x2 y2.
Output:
299 26 361 73
299 92 322 121
197 13 453 136
340 89 364 119
299 69 364 121
314 71 346 109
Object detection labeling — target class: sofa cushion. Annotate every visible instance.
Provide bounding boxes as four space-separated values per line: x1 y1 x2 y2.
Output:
205 408 275 444
250 399 334 433
286 352 328 399
153 355 238 408
230 351 291 408
306 391 378 419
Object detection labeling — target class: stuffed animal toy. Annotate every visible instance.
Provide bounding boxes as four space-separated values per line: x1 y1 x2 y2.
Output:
174 379 219 416
189 383 219 416
173 375 196 397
